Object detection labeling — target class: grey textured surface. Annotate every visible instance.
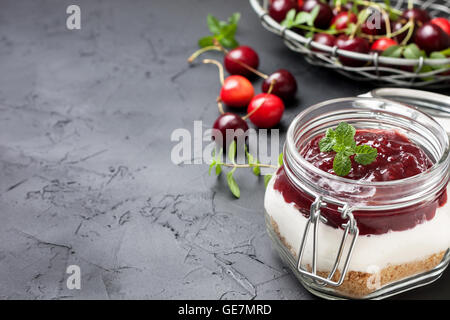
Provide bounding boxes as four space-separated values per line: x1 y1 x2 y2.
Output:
0 0 448 300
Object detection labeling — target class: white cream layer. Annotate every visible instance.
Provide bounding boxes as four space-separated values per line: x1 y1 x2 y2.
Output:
265 176 450 273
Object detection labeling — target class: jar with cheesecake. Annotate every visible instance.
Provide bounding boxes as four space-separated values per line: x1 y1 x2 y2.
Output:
264 94 450 299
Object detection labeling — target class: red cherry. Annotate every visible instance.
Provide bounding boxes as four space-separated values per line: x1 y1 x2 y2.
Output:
336 35 370 67
370 38 397 52
220 75 254 107
247 93 284 128
431 17 450 36
331 11 357 30
212 113 249 148
269 0 298 23
224 46 260 77
302 0 333 29
414 22 449 54
401 8 430 25
261 69 297 101
312 33 336 53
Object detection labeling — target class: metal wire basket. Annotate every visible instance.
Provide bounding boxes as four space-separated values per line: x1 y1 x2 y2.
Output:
249 0 450 88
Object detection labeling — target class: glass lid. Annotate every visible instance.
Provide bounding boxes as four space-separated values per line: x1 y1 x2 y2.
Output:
370 88 450 119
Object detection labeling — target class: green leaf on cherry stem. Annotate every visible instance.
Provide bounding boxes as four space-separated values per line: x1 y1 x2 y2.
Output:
199 12 240 49
264 174 273 188
227 168 240 198
382 45 403 58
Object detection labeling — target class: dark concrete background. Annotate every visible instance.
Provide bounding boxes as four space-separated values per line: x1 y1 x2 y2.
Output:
0 0 448 299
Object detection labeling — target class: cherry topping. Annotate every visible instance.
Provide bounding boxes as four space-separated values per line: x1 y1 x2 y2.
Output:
212 113 249 148
312 33 336 53
261 69 297 101
414 22 450 54
220 75 254 107
247 93 285 128
224 46 260 77
301 0 333 29
331 11 357 30
301 129 433 181
401 8 430 25
336 35 370 67
431 17 450 36
269 0 298 23
370 37 397 52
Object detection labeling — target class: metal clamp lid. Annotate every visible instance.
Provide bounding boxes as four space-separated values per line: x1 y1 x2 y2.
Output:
296 196 359 287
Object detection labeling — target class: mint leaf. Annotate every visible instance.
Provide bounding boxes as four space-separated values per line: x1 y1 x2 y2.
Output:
333 152 352 177
440 48 450 56
319 128 337 152
209 160 216 175
429 52 450 70
219 37 239 49
403 43 422 59
281 9 296 28
278 153 283 166
332 143 356 157
215 163 222 175
319 122 378 177
227 169 240 198
228 140 236 162
228 12 241 25
199 13 240 49
382 45 403 58
307 5 320 27
354 145 378 165
252 161 261 176
335 122 356 146
295 12 310 25
207 14 221 34
264 175 272 188
198 36 214 48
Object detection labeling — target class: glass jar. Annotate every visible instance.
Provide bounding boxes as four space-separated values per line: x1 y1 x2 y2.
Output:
264 97 450 299
369 88 450 136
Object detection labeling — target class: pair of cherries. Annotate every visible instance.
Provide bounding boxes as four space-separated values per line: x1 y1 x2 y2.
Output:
209 45 297 147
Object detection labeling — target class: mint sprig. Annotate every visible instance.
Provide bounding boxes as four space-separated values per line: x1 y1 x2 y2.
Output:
319 122 378 177
198 13 240 49
209 141 282 198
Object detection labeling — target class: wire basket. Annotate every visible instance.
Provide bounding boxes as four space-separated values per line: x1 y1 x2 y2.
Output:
249 0 450 88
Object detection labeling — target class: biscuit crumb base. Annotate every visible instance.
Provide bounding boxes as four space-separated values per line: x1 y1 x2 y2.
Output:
270 216 445 298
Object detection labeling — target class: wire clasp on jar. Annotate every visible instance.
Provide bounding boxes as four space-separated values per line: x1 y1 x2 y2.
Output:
296 196 359 287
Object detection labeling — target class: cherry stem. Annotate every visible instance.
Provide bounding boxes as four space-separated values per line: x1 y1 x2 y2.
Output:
354 0 402 15
202 59 224 85
187 46 222 63
407 0 413 10
188 41 269 80
242 79 276 121
293 24 340 35
216 97 225 115
401 18 415 45
360 19 411 39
